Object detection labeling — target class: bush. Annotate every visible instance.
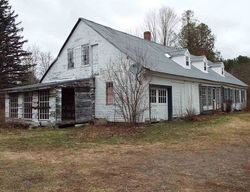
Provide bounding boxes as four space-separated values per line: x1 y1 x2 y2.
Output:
184 107 198 121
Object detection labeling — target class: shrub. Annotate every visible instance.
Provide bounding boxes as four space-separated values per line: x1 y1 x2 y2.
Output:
225 100 233 113
184 107 198 121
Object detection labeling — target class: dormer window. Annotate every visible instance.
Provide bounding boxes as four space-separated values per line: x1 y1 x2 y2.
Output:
186 56 190 66
222 68 224 75
204 62 207 71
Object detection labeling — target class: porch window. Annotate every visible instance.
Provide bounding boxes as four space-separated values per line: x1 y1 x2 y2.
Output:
241 90 246 102
9 94 18 118
68 48 74 68
23 92 33 119
235 90 240 103
158 89 167 103
81 44 89 65
207 87 212 105
38 90 50 120
106 82 114 105
149 89 156 103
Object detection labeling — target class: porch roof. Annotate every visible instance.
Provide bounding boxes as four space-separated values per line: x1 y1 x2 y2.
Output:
3 78 94 93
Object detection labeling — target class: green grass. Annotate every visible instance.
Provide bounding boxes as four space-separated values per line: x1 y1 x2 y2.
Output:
0 113 236 152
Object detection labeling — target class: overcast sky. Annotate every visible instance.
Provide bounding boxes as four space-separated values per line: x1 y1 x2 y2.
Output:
10 0 250 59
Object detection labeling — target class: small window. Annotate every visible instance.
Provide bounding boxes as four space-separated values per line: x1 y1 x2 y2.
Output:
23 92 33 119
149 89 156 103
81 44 89 65
9 94 18 118
106 82 114 105
204 62 207 71
68 48 74 68
38 90 50 120
222 68 224 75
158 89 167 103
186 56 190 66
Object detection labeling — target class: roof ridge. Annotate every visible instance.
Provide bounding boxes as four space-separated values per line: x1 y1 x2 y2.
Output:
79 17 181 52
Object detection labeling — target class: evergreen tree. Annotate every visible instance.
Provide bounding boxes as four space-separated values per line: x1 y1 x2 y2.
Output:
0 0 32 89
179 10 219 61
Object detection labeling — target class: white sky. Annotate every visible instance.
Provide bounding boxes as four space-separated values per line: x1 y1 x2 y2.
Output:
10 0 250 59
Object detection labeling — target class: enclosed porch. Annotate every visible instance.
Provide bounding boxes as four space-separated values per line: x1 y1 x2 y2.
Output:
4 78 95 127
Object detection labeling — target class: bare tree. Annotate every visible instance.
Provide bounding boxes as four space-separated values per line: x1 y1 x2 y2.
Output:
141 6 179 47
25 45 53 80
158 7 179 46
105 50 151 124
143 10 158 42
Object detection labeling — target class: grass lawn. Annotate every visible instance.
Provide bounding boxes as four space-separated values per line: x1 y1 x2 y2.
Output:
0 112 250 192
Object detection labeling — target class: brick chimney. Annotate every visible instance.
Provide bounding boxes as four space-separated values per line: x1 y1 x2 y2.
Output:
144 31 151 41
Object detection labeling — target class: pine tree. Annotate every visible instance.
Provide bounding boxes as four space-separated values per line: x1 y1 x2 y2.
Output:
0 0 32 90
179 10 219 61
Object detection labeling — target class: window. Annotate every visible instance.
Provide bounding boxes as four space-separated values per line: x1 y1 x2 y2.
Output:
216 88 221 105
68 48 74 68
207 87 212 105
201 87 206 107
235 90 240 103
149 89 156 103
106 82 114 105
186 56 190 66
23 92 32 119
204 62 207 71
38 90 50 120
222 68 224 75
158 89 167 103
241 90 246 102
81 44 89 65
9 94 18 118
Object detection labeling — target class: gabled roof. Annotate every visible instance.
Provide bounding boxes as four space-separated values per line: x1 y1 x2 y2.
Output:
191 55 207 62
41 18 247 87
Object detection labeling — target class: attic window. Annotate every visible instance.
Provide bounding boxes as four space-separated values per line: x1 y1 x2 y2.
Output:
186 56 190 66
81 44 89 65
222 68 224 75
67 48 74 68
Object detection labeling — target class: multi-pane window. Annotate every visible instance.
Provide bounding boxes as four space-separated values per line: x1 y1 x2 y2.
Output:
158 89 167 103
9 94 18 118
186 56 190 66
149 89 156 103
23 92 33 119
216 88 221 105
235 90 240 103
38 90 50 120
68 48 74 68
241 90 246 102
201 87 206 106
81 44 89 65
106 82 114 105
207 87 212 105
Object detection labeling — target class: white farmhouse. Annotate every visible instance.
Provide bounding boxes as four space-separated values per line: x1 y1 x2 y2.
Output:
4 18 248 126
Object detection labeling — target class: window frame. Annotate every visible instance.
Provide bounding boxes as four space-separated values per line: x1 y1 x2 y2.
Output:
23 92 33 119
185 56 190 67
149 88 157 103
9 94 18 118
81 44 90 65
38 90 50 120
106 82 114 105
67 48 74 69
158 89 167 103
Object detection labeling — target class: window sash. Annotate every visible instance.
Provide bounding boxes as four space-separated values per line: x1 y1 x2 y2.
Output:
106 82 114 105
68 48 74 68
38 90 50 120
81 44 89 65
149 89 156 103
158 89 167 103
9 94 18 118
23 92 33 119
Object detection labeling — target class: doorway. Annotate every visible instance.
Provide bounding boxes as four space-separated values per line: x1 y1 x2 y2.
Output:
62 88 75 121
